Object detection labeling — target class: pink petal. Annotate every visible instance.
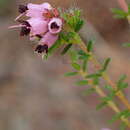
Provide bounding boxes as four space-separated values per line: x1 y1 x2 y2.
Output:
40 32 58 47
26 2 52 18
27 18 48 35
48 18 62 34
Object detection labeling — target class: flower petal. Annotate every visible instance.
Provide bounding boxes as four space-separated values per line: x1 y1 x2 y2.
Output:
26 2 52 18
27 18 48 35
40 32 58 47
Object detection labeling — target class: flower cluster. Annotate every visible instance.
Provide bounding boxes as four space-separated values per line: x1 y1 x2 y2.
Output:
9 2 63 54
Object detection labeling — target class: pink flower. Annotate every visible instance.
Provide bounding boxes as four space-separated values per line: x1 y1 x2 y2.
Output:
27 18 48 35
16 2 52 21
10 2 63 54
35 32 58 53
26 2 52 18
48 18 63 34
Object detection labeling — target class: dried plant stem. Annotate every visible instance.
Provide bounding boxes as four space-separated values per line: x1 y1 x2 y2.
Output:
79 41 130 110
79 70 130 127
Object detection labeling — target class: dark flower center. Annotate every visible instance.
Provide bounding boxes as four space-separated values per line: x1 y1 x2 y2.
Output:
51 22 59 29
35 44 48 53
35 34 42 39
20 27 30 36
19 5 28 13
18 20 31 36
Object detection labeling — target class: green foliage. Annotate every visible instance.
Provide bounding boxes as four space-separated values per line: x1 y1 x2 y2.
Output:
117 75 128 91
123 43 130 47
82 59 88 72
78 50 90 60
111 8 128 19
96 89 115 110
43 38 62 59
71 63 81 70
64 72 78 77
60 31 81 44
82 88 95 96
61 44 73 55
76 80 88 86
119 122 127 130
109 110 130 124
100 58 111 73
87 40 95 52
96 101 107 110
69 50 79 63
105 85 114 92
62 8 84 32
86 73 102 85
86 73 102 79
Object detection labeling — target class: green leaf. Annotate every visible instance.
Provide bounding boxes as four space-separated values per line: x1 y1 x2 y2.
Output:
102 96 113 102
111 8 128 19
119 122 127 130
48 39 62 56
117 75 128 90
75 19 84 32
96 101 107 110
87 40 95 52
76 80 88 86
118 75 127 83
93 77 100 85
86 73 102 79
82 59 88 72
100 58 111 72
109 110 130 124
104 85 114 92
69 50 78 63
109 112 122 123
78 50 90 60
61 44 72 55
62 8 84 32
123 43 130 47
64 72 78 77
82 88 95 96
71 63 81 70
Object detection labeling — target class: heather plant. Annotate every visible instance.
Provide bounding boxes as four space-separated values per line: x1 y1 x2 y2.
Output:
9 1 130 129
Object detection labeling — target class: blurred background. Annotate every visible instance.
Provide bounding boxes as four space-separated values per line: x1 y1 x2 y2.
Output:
1 0 130 130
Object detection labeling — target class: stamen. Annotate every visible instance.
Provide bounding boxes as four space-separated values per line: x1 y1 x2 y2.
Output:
20 27 30 36
51 22 59 29
8 24 26 29
19 5 28 13
18 20 31 27
35 44 48 53
15 13 26 21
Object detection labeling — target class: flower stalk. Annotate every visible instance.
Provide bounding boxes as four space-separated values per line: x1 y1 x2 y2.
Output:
79 70 130 127
79 40 130 110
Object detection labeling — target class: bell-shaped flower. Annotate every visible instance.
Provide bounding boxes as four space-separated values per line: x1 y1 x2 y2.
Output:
16 2 52 21
35 32 58 53
27 18 48 35
48 18 63 34
26 3 52 18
